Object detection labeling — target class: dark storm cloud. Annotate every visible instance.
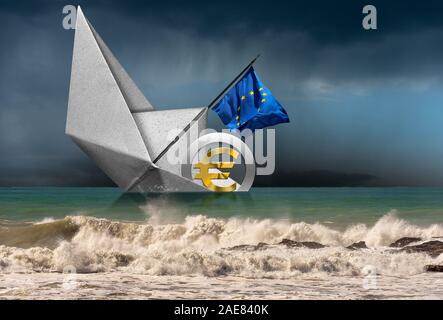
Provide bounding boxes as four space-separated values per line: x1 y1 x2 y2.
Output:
54 0 443 42
0 0 442 186
61 0 443 99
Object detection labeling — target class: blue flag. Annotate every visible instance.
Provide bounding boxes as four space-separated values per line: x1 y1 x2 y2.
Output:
212 67 289 131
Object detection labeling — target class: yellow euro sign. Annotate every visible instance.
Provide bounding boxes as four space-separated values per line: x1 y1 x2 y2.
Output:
193 147 239 192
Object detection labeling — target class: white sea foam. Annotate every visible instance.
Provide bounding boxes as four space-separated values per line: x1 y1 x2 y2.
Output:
33 217 56 225
0 212 442 277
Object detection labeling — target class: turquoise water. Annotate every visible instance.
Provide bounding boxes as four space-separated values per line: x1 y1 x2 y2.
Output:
0 187 442 226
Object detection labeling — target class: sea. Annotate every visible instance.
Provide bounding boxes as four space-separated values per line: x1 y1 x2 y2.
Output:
0 187 442 299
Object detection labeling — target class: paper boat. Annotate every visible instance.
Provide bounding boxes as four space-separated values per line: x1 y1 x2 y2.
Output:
66 7 208 192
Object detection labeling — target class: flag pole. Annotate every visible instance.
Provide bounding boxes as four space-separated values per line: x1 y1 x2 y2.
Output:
206 54 260 110
152 54 260 164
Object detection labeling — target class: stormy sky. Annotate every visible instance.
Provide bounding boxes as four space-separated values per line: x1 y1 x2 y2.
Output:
0 0 443 187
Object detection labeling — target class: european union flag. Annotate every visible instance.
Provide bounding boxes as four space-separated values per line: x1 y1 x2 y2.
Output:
212 67 289 131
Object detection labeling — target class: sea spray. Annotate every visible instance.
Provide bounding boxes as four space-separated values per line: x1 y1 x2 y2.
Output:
0 213 441 277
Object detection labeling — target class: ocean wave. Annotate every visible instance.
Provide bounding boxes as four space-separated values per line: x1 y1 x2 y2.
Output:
0 212 442 277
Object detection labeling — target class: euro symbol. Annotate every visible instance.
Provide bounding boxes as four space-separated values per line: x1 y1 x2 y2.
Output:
193 147 239 192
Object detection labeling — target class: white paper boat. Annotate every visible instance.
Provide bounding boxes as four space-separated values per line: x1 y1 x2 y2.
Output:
66 7 208 192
